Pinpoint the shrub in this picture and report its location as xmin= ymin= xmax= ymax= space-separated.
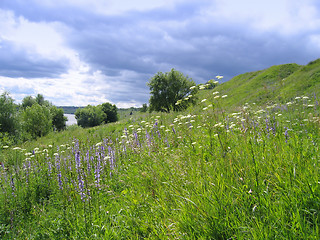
xmin=75 ymin=105 xmax=106 ymax=128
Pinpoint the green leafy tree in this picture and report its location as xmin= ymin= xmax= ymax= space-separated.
xmin=21 ymin=96 xmax=37 ymax=109
xmin=101 ymin=102 xmax=118 ymax=123
xmin=50 ymin=106 xmax=67 ymax=131
xmin=75 ymin=105 xmax=106 ymax=128
xmin=147 ymin=69 xmax=197 ymax=112
xmin=0 ymin=92 xmax=17 ymax=135
xmin=22 ymin=104 xmax=52 ymax=139
xmin=22 ymin=94 xmax=51 ymax=109
xmin=140 ymin=103 xmax=148 ymax=112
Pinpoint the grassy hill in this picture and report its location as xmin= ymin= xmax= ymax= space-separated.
xmin=208 ymin=58 xmax=320 ymax=108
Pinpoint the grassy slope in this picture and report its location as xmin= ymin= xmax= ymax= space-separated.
xmin=212 ymin=59 xmax=320 ymax=108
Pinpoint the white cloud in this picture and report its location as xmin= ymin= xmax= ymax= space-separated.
xmin=208 ymin=0 xmax=320 ymax=35
xmin=0 ymin=9 xmax=73 ymax=60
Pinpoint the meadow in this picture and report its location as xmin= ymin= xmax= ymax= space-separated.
xmin=0 ymin=87 xmax=319 ymax=239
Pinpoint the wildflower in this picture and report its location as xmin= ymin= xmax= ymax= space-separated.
xmin=222 ymin=95 xmax=228 ymax=98
xmin=190 ymin=86 xmax=196 ymax=90
xmin=302 ymin=96 xmax=309 ymax=99
xmin=199 ymin=85 xmax=206 ymax=90
xmin=214 ymin=95 xmax=220 ymax=99
xmin=3 ymin=146 xmax=9 ymax=149
xmin=212 ymin=91 xmax=219 ymax=95
xmin=252 ymin=205 xmax=257 ymax=212
xmin=95 ymin=142 xmax=103 ymax=147
xmin=216 ymin=75 xmax=223 ymax=79
xmin=192 ymin=142 xmax=197 ymax=145
xmin=13 ymin=147 xmax=21 ymax=150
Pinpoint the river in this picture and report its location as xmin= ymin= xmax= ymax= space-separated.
xmin=64 ymin=114 xmax=77 ymax=126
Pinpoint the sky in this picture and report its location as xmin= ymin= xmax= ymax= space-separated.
xmin=0 ymin=0 xmax=320 ymax=108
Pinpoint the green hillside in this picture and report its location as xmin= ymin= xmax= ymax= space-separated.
xmin=212 ymin=59 xmax=320 ymax=108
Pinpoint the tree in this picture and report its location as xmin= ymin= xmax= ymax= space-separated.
xmin=50 ymin=106 xmax=67 ymax=131
xmin=22 ymin=96 xmax=37 ymax=109
xmin=101 ymin=102 xmax=118 ymax=123
xmin=22 ymin=104 xmax=52 ymax=139
xmin=0 ymin=92 xmax=17 ymax=135
xmin=140 ymin=103 xmax=148 ymax=112
xmin=75 ymin=105 xmax=106 ymax=128
xmin=147 ymin=69 xmax=197 ymax=112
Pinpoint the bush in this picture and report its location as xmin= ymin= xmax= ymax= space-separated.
xmin=21 ymin=104 xmax=52 ymax=139
xmin=101 ymin=102 xmax=118 ymax=123
xmin=50 ymin=106 xmax=67 ymax=131
xmin=0 ymin=92 xmax=18 ymax=135
xmin=75 ymin=105 xmax=106 ymax=128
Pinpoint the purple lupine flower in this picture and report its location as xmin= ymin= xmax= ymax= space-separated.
xmin=284 ymin=127 xmax=289 ymax=144
xmin=108 ymin=146 xmax=115 ymax=173
xmin=78 ymin=173 xmax=86 ymax=201
xmin=172 ymin=126 xmax=176 ymax=134
xmin=75 ymin=151 xmax=81 ymax=170
xmin=165 ymin=137 xmax=170 ymax=148
xmin=134 ymin=131 xmax=140 ymax=147
xmin=265 ymin=117 xmax=269 ymax=133
xmin=122 ymin=139 xmax=127 ymax=154
xmin=55 ymin=156 xmax=63 ymax=191
xmin=146 ymin=130 xmax=152 ymax=147
xmin=95 ymin=155 xmax=101 ymax=191
xmin=74 ymin=150 xmax=87 ymax=201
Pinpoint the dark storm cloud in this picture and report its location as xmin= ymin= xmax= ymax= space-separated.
xmin=1 ymin=0 xmax=320 ymax=106
xmin=60 ymin=1 xmax=319 ymax=87
xmin=0 ymin=40 xmax=69 ymax=78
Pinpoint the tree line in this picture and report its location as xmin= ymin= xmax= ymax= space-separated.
xmin=0 ymin=92 xmax=67 ymax=145
xmin=0 ymin=92 xmax=118 ymax=145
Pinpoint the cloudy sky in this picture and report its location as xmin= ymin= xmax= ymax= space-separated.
xmin=1 ymin=0 xmax=320 ymax=107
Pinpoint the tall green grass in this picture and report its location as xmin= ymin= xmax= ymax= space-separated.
xmin=0 ymin=92 xmax=319 ymax=239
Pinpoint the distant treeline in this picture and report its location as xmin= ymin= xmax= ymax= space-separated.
xmin=58 ymin=106 xmax=84 ymax=114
